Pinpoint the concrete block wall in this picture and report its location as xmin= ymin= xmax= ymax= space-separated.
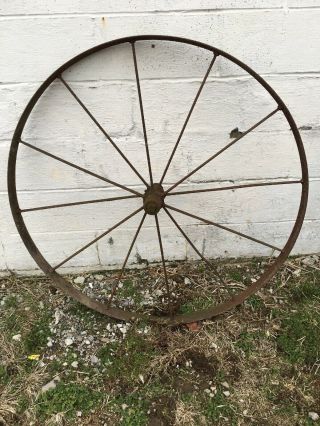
xmin=1 ymin=1 xmax=319 ymax=273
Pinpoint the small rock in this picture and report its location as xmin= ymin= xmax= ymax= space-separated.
xmin=74 ymin=276 xmax=85 ymax=285
xmin=222 ymin=381 xmax=229 ymax=389
xmin=139 ymin=374 xmax=144 ymax=384
xmin=121 ymin=403 xmax=128 ymax=410
xmin=95 ymin=274 xmax=104 ymax=281
xmin=223 ymin=391 xmax=230 ymax=397
xmin=54 ymin=309 xmax=63 ymax=325
xmin=41 ymin=380 xmax=56 ymax=393
xmin=64 ymin=337 xmax=74 ymax=346
xmin=302 ymin=256 xmax=319 ymax=266
xmin=12 ymin=334 xmax=21 ymax=342
xmin=309 ymin=412 xmax=319 ymax=421
xmin=90 ymin=355 xmax=99 ymax=365
xmin=71 ymin=361 xmax=78 ymax=368
xmin=76 ymin=411 xmax=82 ymax=417
xmin=184 ymin=277 xmax=191 ymax=285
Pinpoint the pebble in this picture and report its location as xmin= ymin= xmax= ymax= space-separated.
xmin=76 ymin=411 xmax=82 ymax=417
xmin=292 ymin=269 xmax=301 ymax=277
xmin=222 ymin=381 xmax=229 ymax=389
xmin=184 ymin=277 xmax=191 ymax=285
xmin=139 ymin=374 xmax=145 ymax=384
xmin=12 ymin=334 xmax=21 ymax=341
xmin=308 ymin=412 xmax=319 ymax=421
xmin=71 ymin=361 xmax=79 ymax=368
xmin=90 ymin=355 xmax=99 ymax=365
xmin=94 ymin=275 xmax=104 ymax=281
xmin=121 ymin=404 xmax=128 ymax=410
xmin=41 ymin=379 xmax=56 ymax=393
xmin=223 ymin=391 xmax=230 ymax=397
xmin=74 ymin=276 xmax=85 ymax=285
xmin=65 ymin=337 xmax=74 ymax=346
xmin=302 ymin=255 xmax=319 ymax=266
xmin=54 ymin=309 xmax=63 ymax=325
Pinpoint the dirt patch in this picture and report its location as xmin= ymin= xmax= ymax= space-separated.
xmin=148 ymin=396 xmax=176 ymax=426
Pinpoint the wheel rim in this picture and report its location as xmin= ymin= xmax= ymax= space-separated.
xmin=7 ymin=35 xmax=309 ymax=325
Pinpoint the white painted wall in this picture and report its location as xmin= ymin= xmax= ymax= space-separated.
xmin=1 ymin=1 xmax=319 ymax=273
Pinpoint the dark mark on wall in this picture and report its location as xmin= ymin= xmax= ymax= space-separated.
xmin=230 ymin=127 xmax=243 ymax=139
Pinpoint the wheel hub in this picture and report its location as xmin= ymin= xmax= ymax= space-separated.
xmin=143 ymin=183 xmax=165 ymax=215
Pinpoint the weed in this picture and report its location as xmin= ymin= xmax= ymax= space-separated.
xmin=111 ymin=393 xmax=148 ymax=426
xmin=24 ymin=312 xmax=52 ymax=353
xmin=202 ymin=389 xmax=235 ymax=423
xmin=37 ymin=382 xmax=101 ymax=419
xmin=117 ymin=279 xmax=143 ymax=305
xmin=235 ymin=331 xmax=259 ymax=355
xmin=228 ymin=269 xmax=243 ymax=282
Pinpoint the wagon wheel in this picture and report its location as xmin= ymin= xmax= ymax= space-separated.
xmin=8 ymin=35 xmax=308 ymax=325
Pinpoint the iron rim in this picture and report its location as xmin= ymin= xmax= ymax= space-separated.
xmin=7 ymin=35 xmax=309 ymax=325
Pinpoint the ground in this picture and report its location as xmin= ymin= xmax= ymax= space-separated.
xmin=0 ymin=255 xmax=320 ymax=425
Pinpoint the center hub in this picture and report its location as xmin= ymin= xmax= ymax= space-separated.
xmin=143 ymin=183 xmax=165 ymax=215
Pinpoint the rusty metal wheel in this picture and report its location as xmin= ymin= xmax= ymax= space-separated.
xmin=8 ymin=35 xmax=308 ymax=325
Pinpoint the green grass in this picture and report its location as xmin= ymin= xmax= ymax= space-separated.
xmin=116 ymin=279 xmax=143 ymax=305
xmin=246 ymin=295 xmax=265 ymax=310
xmin=97 ymin=341 xmax=119 ymax=365
xmin=111 ymin=394 xmax=148 ymax=426
xmin=291 ymin=276 xmax=320 ymax=303
xmin=37 ymin=382 xmax=102 ymax=419
xmin=3 ymin=294 xmax=18 ymax=308
xmin=277 ymin=307 xmax=320 ymax=365
xmin=98 ymin=334 xmax=155 ymax=382
xmin=23 ymin=312 xmax=52 ymax=353
xmin=179 ymin=296 xmax=214 ymax=314
xmin=1 ymin=258 xmax=319 ymax=425
xmin=235 ymin=330 xmax=261 ymax=356
xmin=228 ymin=269 xmax=244 ymax=282
xmin=202 ymin=390 xmax=235 ymax=423
xmin=0 ymin=364 xmax=10 ymax=385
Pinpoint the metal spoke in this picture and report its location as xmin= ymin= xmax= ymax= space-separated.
xmin=167 ymin=179 xmax=302 ymax=197
xmin=165 ymin=203 xmax=282 ymax=252
xmin=131 ymin=41 xmax=153 ymax=185
xmin=21 ymin=194 xmax=140 ymax=213
xmin=20 ymin=140 xmax=142 ymax=197
xmin=165 ymin=108 xmax=279 ymax=194
xmin=59 ymin=76 xmax=148 ymax=187
xmin=155 ymin=214 xmax=173 ymax=315
xmin=160 ymin=53 xmax=218 ymax=184
xmin=53 ymin=206 xmax=143 ymax=270
xmin=107 ymin=212 xmax=147 ymax=306
xmin=164 ymin=207 xmax=224 ymax=284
